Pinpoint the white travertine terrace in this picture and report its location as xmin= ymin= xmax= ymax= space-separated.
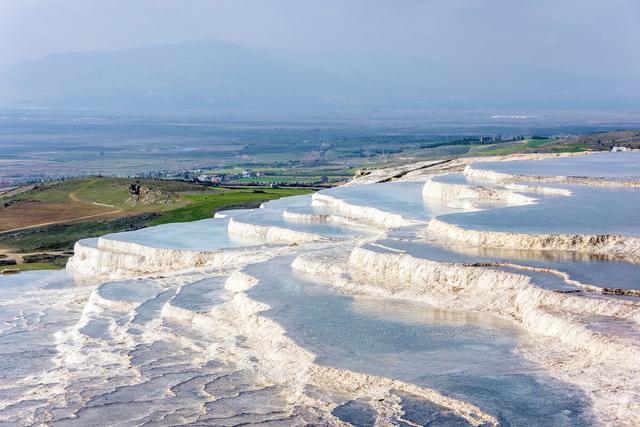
xmin=4 ymin=151 xmax=636 ymax=426
xmin=311 ymin=193 xmax=422 ymax=228
xmin=422 ymin=176 xmax=537 ymax=207
xmin=427 ymin=217 xmax=640 ymax=258
xmin=464 ymin=162 xmax=640 ymax=188
xmin=282 ymin=208 xmax=370 ymax=228
xmin=67 ymin=236 xmax=268 ymax=278
xmin=227 ymin=217 xmax=327 ymax=244
xmin=216 ymin=270 xmax=500 ymax=426
xmin=292 ymin=247 xmax=640 ymax=426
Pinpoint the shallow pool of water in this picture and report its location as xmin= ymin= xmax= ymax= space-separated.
xmin=245 ymin=256 xmax=592 ymax=426
xmin=237 ymin=208 xmax=370 ymax=239
xmin=374 ymin=237 xmax=640 ymax=293
xmin=472 ymin=152 xmax=640 ymax=179
xmin=102 ymin=218 xmax=262 ymax=250
xmin=322 ymin=181 xmax=453 ymax=221
xmin=98 ymin=279 xmax=163 ymax=303
xmin=170 ymin=276 xmax=228 ymax=312
xmin=440 ymin=184 xmax=640 ymax=236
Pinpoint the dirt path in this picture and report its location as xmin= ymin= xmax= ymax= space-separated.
xmin=68 ymin=188 xmax=117 ymax=208
xmin=0 ymin=187 xmax=123 ymax=233
xmin=67 ymin=191 xmax=81 ymax=202
xmin=0 ymin=209 xmax=123 ymax=234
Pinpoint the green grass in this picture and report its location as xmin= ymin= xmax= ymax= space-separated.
xmin=0 ymin=255 xmax=69 ymax=273
xmin=7 ymin=177 xmax=205 ymax=211
xmin=1 ymin=262 xmax=61 ymax=272
xmin=66 ymin=177 xmax=202 ymax=210
xmin=233 ymin=176 xmax=321 ymax=184
xmin=149 ymin=187 xmax=314 ymax=225
xmin=468 ymin=139 xmax=552 ymax=156
xmin=0 ymin=186 xmax=314 ymax=262
xmin=1 ymin=213 xmax=160 ymax=253
xmin=548 ymin=143 xmax=591 ymax=153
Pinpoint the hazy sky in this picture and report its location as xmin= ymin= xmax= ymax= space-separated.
xmin=2 ymin=0 xmax=639 ymax=78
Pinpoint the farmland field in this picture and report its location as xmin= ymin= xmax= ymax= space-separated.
xmin=3 ymin=108 xmax=638 ymax=187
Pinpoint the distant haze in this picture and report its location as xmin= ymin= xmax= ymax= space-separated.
xmin=1 ymin=0 xmax=639 ymax=110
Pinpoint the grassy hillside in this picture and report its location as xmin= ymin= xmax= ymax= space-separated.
xmin=7 ymin=177 xmax=200 ymax=209
xmin=150 ymin=188 xmax=311 ymax=225
xmin=466 ymin=138 xmax=554 ymax=156
xmin=0 ymin=178 xmax=313 ymax=272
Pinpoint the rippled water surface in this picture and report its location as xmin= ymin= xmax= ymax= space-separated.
xmin=246 ymin=257 xmax=592 ymax=426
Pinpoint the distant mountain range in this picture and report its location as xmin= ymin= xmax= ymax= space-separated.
xmin=1 ymin=40 xmax=639 ymax=110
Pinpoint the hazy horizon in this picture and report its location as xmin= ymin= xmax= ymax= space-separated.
xmin=1 ymin=1 xmax=639 ymax=110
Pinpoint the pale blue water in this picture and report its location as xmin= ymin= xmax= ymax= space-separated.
xmin=431 ymin=172 xmax=491 ymax=186
xmin=0 ymin=269 xmax=77 ymax=293
xmin=170 ymin=277 xmax=227 ymax=312
xmin=432 ymin=172 xmax=470 ymax=185
xmin=441 ymin=185 xmax=640 ymax=236
xmin=102 ymin=218 xmax=261 ymax=250
xmin=246 ymin=256 xmax=592 ymax=426
xmin=322 ymin=181 xmax=450 ymax=221
xmin=472 ymin=152 xmax=640 ymax=179
xmin=373 ymin=237 xmax=640 ymax=292
xmin=261 ymin=194 xmax=313 ymax=210
xmin=98 ymin=279 xmax=163 ymax=303
xmin=282 ymin=205 xmax=336 ymax=216
xmin=237 ymin=209 xmax=370 ymax=238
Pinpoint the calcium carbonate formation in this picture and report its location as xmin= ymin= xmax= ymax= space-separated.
xmin=1 ymin=151 xmax=639 ymax=426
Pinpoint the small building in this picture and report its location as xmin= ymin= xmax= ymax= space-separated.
xmin=611 ymin=146 xmax=630 ymax=152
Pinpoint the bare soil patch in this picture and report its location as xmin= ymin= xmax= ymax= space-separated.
xmin=0 ymin=200 xmax=122 ymax=232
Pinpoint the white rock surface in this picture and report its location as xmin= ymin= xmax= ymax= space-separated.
xmin=53 ymin=151 xmax=640 ymax=425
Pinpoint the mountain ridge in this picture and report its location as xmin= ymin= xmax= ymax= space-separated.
xmin=2 ymin=40 xmax=639 ymax=110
